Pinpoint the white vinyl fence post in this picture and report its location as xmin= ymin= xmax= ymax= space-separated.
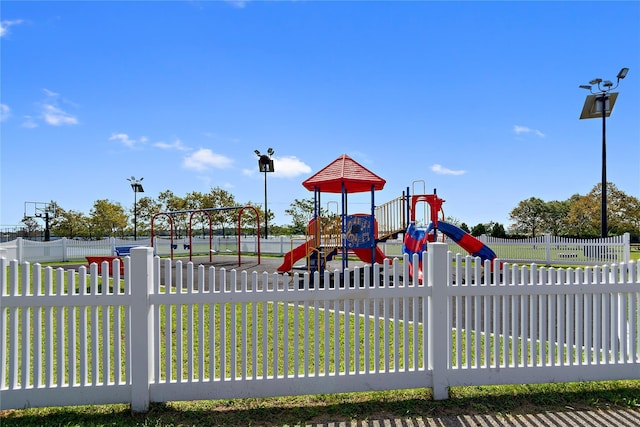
xmin=623 ymin=233 xmax=630 ymax=264
xmin=16 ymin=238 xmax=23 ymax=263
xmin=545 ymin=233 xmax=552 ymax=266
xmin=130 ymin=247 xmax=154 ymax=413
xmin=62 ymin=237 xmax=68 ymax=262
xmin=427 ymin=242 xmax=450 ymax=400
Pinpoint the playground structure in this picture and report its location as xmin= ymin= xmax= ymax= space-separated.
xmin=277 ymin=154 xmax=497 ymax=279
xmin=150 ymin=206 xmax=261 ymax=265
xmin=401 ymin=184 xmax=497 ymax=282
xmin=277 ymin=154 xmax=387 ymax=274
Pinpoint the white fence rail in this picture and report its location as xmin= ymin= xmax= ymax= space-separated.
xmin=0 ymin=233 xmax=632 ymax=266
xmin=2 ymin=244 xmax=639 ymax=411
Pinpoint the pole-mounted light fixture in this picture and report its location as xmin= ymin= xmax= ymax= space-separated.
xmin=254 ymin=148 xmax=275 ymax=239
xmin=127 ymin=176 xmax=144 ymax=240
xmin=617 ymin=67 xmax=629 ymax=80
xmin=579 ymin=67 xmax=629 ymax=238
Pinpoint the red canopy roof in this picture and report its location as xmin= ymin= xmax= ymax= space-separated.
xmin=302 ymin=154 xmax=386 ymax=193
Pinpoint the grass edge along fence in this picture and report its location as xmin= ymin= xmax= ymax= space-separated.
xmin=1 ymin=244 xmax=639 ymax=413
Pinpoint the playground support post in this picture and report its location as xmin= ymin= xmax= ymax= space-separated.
xmin=238 ymin=206 xmax=261 ymax=266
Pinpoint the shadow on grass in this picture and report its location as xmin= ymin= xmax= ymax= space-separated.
xmin=2 ymin=382 xmax=639 ymax=426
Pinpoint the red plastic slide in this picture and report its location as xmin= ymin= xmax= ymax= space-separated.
xmin=277 ymin=239 xmax=316 ymax=272
xmin=352 ymin=247 xmax=386 ymax=265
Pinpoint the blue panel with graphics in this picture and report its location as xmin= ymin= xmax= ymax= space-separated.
xmin=345 ymin=215 xmax=375 ymax=249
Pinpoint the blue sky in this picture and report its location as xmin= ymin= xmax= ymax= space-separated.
xmin=1 ymin=1 xmax=639 ymax=231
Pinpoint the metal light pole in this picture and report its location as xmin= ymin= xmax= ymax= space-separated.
xmin=254 ymin=148 xmax=275 ymax=239
xmin=127 ymin=176 xmax=144 ymax=240
xmin=579 ymin=67 xmax=629 ymax=238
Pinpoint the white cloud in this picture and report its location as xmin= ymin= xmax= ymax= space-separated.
xmin=225 ymin=0 xmax=249 ymax=8
xmin=0 ymin=19 xmax=24 ymax=38
xmin=42 ymin=104 xmax=78 ymax=126
xmin=43 ymin=88 xmax=59 ymax=97
xmin=0 ymin=104 xmax=10 ymax=122
xmin=154 ymin=139 xmax=189 ymax=151
xmin=242 ymin=156 xmax=312 ymax=178
xmin=109 ymin=133 xmax=146 ymax=148
xmin=513 ymin=125 xmax=545 ymax=138
xmin=22 ymin=115 xmax=38 ymax=128
xmin=430 ymin=164 xmax=466 ymax=176
xmin=183 ymin=148 xmax=233 ymax=171
xmin=38 ymin=89 xmax=79 ymax=126
xmin=272 ymin=156 xmax=312 ymax=178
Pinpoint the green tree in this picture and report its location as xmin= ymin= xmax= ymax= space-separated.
xmin=184 ymin=191 xmax=209 ymax=237
xmin=52 ymin=209 xmax=90 ymax=238
xmin=489 ymin=223 xmax=506 ymax=238
xmin=268 ymin=223 xmax=290 ymax=236
xmin=241 ymin=201 xmax=273 ymax=236
xmin=509 ymin=197 xmax=548 ymax=237
xmin=89 ymin=199 xmax=128 ymax=238
xmin=21 ymin=216 xmax=41 ymax=238
xmin=203 ymin=187 xmax=239 ymax=236
xmin=563 ymin=183 xmax=640 ymax=237
xmin=470 ymin=223 xmax=487 ymax=237
xmin=284 ymin=198 xmax=316 ymax=235
xmin=604 ymin=183 xmax=640 ymax=236
xmin=565 ymin=195 xmax=598 ymax=237
xmin=544 ymin=200 xmax=571 ymax=236
xmin=133 ymin=196 xmax=162 ymax=237
xmin=157 ymin=190 xmax=188 ymax=237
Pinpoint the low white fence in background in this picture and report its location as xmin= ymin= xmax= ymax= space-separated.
xmin=1 ymin=244 xmax=639 ymax=412
xmin=479 ymin=233 xmax=631 ymax=266
xmin=0 ymin=233 xmax=632 ymax=266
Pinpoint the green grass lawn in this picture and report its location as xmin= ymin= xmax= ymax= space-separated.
xmin=2 ymin=254 xmax=640 ymax=426
xmin=3 ymin=303 xmax=639 ymax=426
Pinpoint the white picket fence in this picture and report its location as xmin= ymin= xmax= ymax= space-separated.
xmin=1 ymin=244 xmax=639 ymax=412
xmin=0 ymin=233 xmax=632 ymax=266
xmin=0 ymin=236 xmax=297 ymax=263
xmin=479 ymin=233 xmax=631 ymax=266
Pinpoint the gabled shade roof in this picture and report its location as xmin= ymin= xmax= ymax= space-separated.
xmin=302 ymin=154 xmax=386 ymax=193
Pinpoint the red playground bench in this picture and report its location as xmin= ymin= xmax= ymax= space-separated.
xmin=85 ymin=256 xmax=124 ymax=275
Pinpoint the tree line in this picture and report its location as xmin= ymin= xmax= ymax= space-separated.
xmin=507 ymin=183 xmax=639 ymax=239
xmin=22 ymin=188 xmax=274 ymax=240
xmin=19 ymin=182 xmax=639 ymax=240
xmin=448 ymin=183 xmax=638 ymax=240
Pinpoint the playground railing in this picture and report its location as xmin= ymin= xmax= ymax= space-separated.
xmin=375 ymin=195 xmax=407 ymax=240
